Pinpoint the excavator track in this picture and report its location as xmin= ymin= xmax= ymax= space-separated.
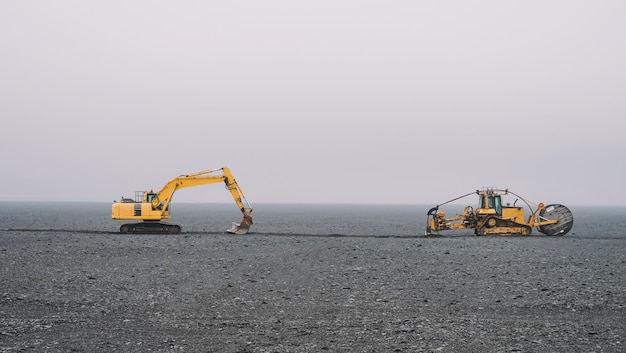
xmin=476 ymin=216 xmax=532 ymax=236
xmin=120 ymin=222 xmax=181 ymax=234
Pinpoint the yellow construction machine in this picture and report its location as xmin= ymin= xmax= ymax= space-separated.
xmin=425 ymin=188 xmax=573 ymax=236
xmin=112 ymin=167 xmax=252 ymax=234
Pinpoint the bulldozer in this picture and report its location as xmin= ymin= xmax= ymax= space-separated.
xmin=111 ymin=167 xmax=252 ymax=234
xmin=425 ymin=188 xmax=573 ymax=236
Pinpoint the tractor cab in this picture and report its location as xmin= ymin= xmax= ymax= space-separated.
xmin=477 ymin=190 xmax=502 ymax=216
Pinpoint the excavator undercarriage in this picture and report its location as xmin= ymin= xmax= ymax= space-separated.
xmin=119 ymin=221 xmax=182 ymax=234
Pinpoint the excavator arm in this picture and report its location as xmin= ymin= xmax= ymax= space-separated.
xmin=221 ymin=167 xmax=253 ymax=233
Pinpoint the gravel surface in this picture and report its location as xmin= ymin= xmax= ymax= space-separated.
xmin=1 ymin=231 xmax=624 ymax=352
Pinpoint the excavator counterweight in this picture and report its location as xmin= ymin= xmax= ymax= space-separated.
xmin=112 ymin=167 xmax=253 ymax=234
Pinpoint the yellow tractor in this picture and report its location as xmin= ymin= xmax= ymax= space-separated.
xmin=425 ymin=188 xmax=573 ymax=236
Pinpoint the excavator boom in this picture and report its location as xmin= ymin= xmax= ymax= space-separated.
xmin=112 ymin=167 xmax=252 ymax=234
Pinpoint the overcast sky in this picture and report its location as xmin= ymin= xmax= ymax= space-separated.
xmin=1 ymin=1 xmax=624 ymax=206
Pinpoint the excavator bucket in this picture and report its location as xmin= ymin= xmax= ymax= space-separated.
xmin=226 ymin=211 xmax=253 ymax=235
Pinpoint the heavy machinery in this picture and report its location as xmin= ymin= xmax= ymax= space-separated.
xmin=425 ymin=188 xmax=573 ymax=236
xmin=111 ymin=167 xmax=252 ymax=234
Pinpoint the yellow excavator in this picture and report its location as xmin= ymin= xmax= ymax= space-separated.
xmin=425 ymin=188 xmax=573 ymax=236
xmin=111 ymin=167 xmax=252 ymax=234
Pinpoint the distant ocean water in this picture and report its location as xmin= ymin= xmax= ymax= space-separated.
xmin=0 ymin=202 xmax=624 ymax=239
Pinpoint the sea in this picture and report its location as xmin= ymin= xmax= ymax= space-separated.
xmin=0 ymin=202 xmax=624 ymax=239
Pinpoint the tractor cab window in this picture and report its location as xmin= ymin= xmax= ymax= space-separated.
xmin=493 ymin=195 xmax=502 ymax=215
xmin=481 ymin=195 xmax=503 ymax=215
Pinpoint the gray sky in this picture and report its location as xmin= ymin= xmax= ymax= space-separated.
xmin=1 ymin=1 xmax=625 ymax=206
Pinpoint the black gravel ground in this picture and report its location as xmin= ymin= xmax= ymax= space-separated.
xmin=1 ymin=231 xmax=624 ymax=352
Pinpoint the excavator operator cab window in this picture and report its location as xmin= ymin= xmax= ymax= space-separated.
xmin=147 ymin=193 xmax=156 ymax=203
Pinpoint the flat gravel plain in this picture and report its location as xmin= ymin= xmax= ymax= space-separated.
xmin=1 ymin=230 xmax=624 ymax=353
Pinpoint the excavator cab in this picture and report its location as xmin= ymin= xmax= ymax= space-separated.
xmin=146 ymin=191 xmax=157 ymax=203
